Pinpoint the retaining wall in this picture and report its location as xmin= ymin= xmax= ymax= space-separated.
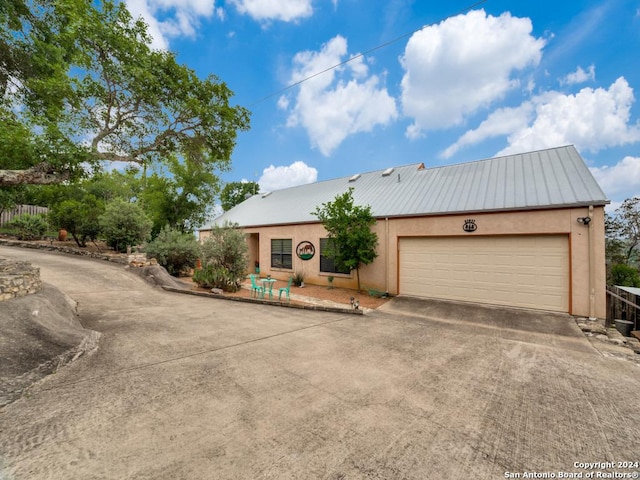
xmin=0 ymin=258 xmax=42 ymax=302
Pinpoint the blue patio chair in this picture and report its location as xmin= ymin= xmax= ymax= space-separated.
xmin=249 ymin=274 xmax=264 ymax=298
xmin=278 ymin=276 xmax=293 ymax=302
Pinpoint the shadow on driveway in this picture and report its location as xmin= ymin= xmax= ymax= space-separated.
xmin=378 ymin=296 xmax=592 ymax=350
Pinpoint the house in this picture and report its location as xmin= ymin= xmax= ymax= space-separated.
xmin=200 ymin=145 xmax=609 ymax=318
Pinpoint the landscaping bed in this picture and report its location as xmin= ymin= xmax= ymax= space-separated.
xmin=186 ymin=276 xmax=391 ymax=310
xmin=0 ymin=235 xmax=390 ymax=310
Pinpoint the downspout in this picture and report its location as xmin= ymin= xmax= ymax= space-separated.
xmin=588 ymin=205 xmax=596 ymax=320
xmin=385 ymin=217 xmax=389 ymax=294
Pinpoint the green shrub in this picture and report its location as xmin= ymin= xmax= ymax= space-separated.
xmin=610 ymin=263 xmax=640 ymax=287
xmin=7 ymin=213 xmax=48 ymax=240
xmin=146 ymin=226 xmax=200 ymax=276
xmin=199 ymin=221 xmax=248 ymax=292
xmin=99 ymin=199 xmax=152 ymax=253
xmin=192 ymin=264 xmax=239 ymax=291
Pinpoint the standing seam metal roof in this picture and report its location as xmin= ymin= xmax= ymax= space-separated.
xmin=210 ymin=146 xmax=609 ymax=228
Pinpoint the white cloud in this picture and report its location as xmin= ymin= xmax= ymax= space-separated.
xmin=441 ymin=103 xmax=534 ymax=159
xmin=400 ymin=9 xmax=545 ymax=136
xmin=258 ymin=161 xmax=318 ymax=191
xmin=228 ymin=0 xmax=312 ymax=22
xmin=281 ymin=35 xmax=398 ymax=156
xmin=498 ymin=77 xmax=640 ymax=156
xmin=590 ymin=156 xmax=640 ymax=200
xmin=560 ymin=65 xmax=595 ymax=85
xmin=126 ymin=0 xmax=167 ymax=49
xmin=125 ymin=0 xmax=216 ymax=49
xmin=444 ymin=78 xmax=640 ymax=158
xmin=277 ymin=95 xmax=289 ymax=110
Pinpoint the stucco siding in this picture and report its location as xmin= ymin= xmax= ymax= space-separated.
xmin=385 ymin=207 xmax=605 ymax=317
xmin=202 ymin=204 xmax=606 ymax=318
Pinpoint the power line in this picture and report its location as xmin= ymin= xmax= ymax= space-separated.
xmin=249 ymin=0 xmax=489 ymax=107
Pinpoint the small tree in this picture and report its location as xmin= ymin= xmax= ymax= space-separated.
xmin=145 ymin=226 xmax=200 ymax=276
xmin=49 ymin=195 xmax=104 ymax=247
xmin=139 ymin=157 xmax=221 ymax=236
xmin=312 ymin=188 xmax=378 ymax=290
xmin=99 ymin=199 xmax=152 ymax=253
xmin=197 ymin=221 xmax=248 ymax=291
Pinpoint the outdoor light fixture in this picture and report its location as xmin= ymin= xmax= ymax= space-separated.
xmin=577 ymin=216 xmax=592 ymax=225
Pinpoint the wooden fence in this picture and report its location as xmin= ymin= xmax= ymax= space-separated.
xmin=606 ymin=286 xmax=639 ymax=335
xmin=0 ymin=205 xmax=49 ymax=226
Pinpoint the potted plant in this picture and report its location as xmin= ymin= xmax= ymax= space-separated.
xmin=293 ymin=272 xmax=304 ymax=287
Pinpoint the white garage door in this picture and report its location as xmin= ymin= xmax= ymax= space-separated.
xmin=398 ymin=235 xmax=569 ymax=312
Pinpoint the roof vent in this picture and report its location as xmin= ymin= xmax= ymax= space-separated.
xmin=261 ymin=191 xmax=272 ymax=198
xmin=348 ymin=174 xmax=361 ymax=182
xmin=382 ymin=168 xmax=394 ymax=177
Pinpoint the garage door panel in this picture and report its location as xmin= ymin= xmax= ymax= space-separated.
xmin=540 ymin=277 xmax=564 ymax=288
xmin=399 ymin=235 xmax=569 ymax=312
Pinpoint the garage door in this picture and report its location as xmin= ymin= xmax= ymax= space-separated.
xmin=398 ymin=235 xmax=569 ymax=312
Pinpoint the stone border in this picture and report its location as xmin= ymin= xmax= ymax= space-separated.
xmin=161 ymin=285 xmax=364 ymax=315
xmin=0 ymin=238 xmax=129 ymax=264
xmin=0 ymin=238 xmax=364 ymax=314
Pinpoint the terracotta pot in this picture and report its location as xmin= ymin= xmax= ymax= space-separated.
xmin=58 ymin=229 xmax=67 ymax=242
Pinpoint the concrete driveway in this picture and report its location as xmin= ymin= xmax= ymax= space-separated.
xmin=1 ymin=246 xmax=639 ymax=480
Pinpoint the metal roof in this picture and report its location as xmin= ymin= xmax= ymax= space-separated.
xmin=615 ymin=286 xmax=640 ymax=296
xmin=209 ymin=146 xmax=609 ymax=228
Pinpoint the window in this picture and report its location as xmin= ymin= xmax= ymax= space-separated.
xmin=320 ymin=238 xmax=350 ymax=274
xmin=271 ymin=239 xmax=292 ymax=269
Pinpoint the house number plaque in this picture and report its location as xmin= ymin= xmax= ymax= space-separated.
xmin=463 ymin=219 xmax=477 ymax=232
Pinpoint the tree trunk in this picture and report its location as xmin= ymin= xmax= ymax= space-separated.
xmin=0 ymin=164 xmax=69 ymax=186
xmin=625 ymin=241 xmax=638 ymax=265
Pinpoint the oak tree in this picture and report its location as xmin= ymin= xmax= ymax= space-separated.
xmin=606 ymin=197 xmax=640 ymax=266
xmin=220 ymin=181 xmax=259 ymax=211
xmin=0 ymin=0 xmax=250 ymax=186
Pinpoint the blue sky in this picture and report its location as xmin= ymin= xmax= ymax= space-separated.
xmin=124 ymin=0 xmax=640 ymax=211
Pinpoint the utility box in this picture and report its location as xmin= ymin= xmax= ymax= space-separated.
xmin=615 ymin=319 xmax=634 ymax=337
